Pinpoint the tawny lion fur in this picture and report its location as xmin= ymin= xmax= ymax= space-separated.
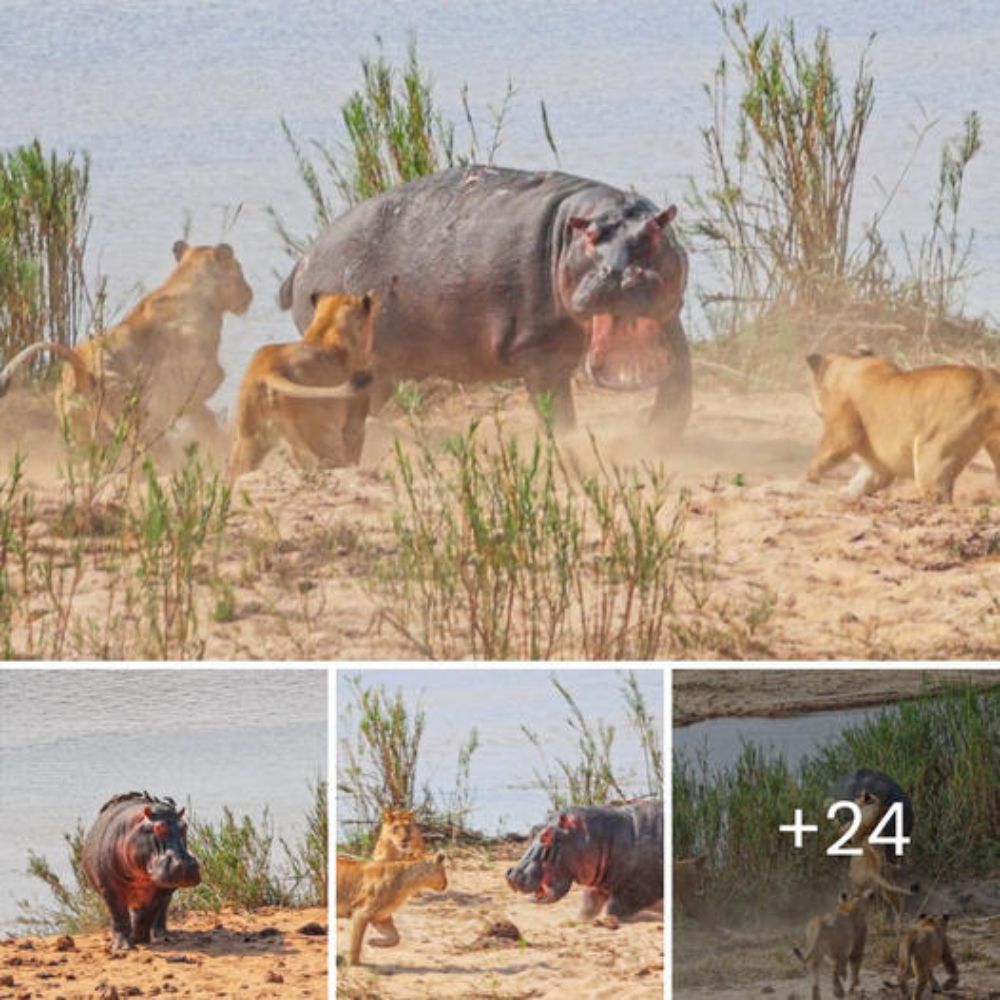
xmin=227 ymin=292 xmax=374 ymax=479
xmin=845 ymin=790 xmax=918 ymax=921
xmin=336 ymin=852 xmax=447 ymax=965
xmin=793 ymin=890 xmax=874 ymax=1000
xmin=805 ymin=349 xmax=1000 ymax=503
xmin=896 ymin=913 xmax=958 ymax=1000
xmin=0 ymin=241 xmax=252 ymax=452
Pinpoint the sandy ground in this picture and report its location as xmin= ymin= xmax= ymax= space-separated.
xmin=1 ymin=375 xmax=998 ymax=659
xmin=673 ymin=668 xmax=1000 ymax=725
xmin=0 ymin=906 xmax=328 ymax=999
xmin=674 ymin=904 xmax=1000 ymax=999
xmin=335 ymin=848 xmax=663 ymax=999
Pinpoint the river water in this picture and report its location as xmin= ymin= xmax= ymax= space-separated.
xmin=4 ymin=1 xmax=1000 ymax=413
xmin=0 ymin=669 xmax=327 ymax=929
xmin=336 ymin=668 xmax=663 ymax=840
xmin=673 ymin=704 xmax=879 ymax=776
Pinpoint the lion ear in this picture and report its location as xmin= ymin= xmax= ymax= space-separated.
xmin=172 ymin=240 xmax=189 ymax=262
xmin=310 ymin=291 xmax=321 ymax=309
xmin=805 ymin=353 xmax=824 ymax=374
xmin=362 ymin=290 xmax=375 ymax=313
xmin=214 ymin=243 xmax=234 ymax=261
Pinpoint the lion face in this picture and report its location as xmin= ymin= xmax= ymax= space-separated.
xmin=304 ymin=292 xmax=376 ymax=371
xmin=377 ymin=808 xmax=423 ymax=857
xmin=172 ymin=240 xmax=254 ymax=316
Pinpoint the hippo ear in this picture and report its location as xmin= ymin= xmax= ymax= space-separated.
xmin=538 ymin=826 xmax=556 ymax=847
xmin=654 ymin=205 xmax=678 ymax=228
xmin=567 ymin=216 xmax=591 ymax=233
xmin=143 ymin=805 xmax=154 ymax=820
xmin=176 ymin=807 xmax=185 ymax=820
xmin=172 ymin=240 xmax=189 ymax=262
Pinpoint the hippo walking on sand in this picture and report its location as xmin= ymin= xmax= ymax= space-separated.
xmin=506 ymin=798 xmax=663 ymax=921
xmin=82 ymin=792 xmax=201 ymax=951
xmin=280 ymin=166 xmax=691 ymax=457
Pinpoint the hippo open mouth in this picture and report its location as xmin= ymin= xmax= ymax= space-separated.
xmin=584 ymin=314 xmax=672 ymax=391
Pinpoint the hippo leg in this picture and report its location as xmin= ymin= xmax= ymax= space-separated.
xmin=521 ymin=364 xmax=576 ymax=431
xmin=342 ymin=395 xmax=371 ymax=465
xmin=131 ymin=905 xmax=155 ymax=945
xmin=649 ymin=316 xmax=692 ymax=442
xmin=103 ymin=893 xmax=135 ymax=951
xmin=578 ymin=887 xmax=610 ymax=920
xmin=367 ymin=917 xmax=400 ymax=948
xmin=150 ymin=891 xmax=173 ymax=943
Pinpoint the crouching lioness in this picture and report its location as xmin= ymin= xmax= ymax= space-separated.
xmin=0 ymin=241 xmax=253 ymax=453
xmin=805 ymin=349 xmax=1000 ymax=502
xmin=227 ymin=291 xmax=375 ymax=479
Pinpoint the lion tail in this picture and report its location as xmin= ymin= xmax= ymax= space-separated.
xmin=277 ymin=260 xmax=300 ymax=311
xmin=259 ymin=369 xmax=373 ymax=400
xmin=0 ymin=341 xmax=88 ymax=397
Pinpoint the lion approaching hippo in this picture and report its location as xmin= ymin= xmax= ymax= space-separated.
xmin=0 ymin=240 xmax=252 ymax=457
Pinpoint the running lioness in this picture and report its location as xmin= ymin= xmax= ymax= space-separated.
xmin=805 ymin=349 xmax=1000 ymax=502
xmin=0 ymin=240 xmax=253 ymax=454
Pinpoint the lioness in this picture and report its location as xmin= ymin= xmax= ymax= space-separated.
xmin=0 ymin=241 xmax=252 ymax=456
xmin=227 ymin=291 xmax=374 ymax=479
xmin=372 ymin=808 xmax=426 ymax=861
xmin=793 ymin=889 xmax=874 ymax=1000
xmin=805 ymin=349 xmax=1000 ymax=502
xmin=897 ymin=913 xmax=959 ymax=1000
xmin=673 ymin=855 xmax=709 ymax=922
xmin=846 ymin=791 xmax=919 ymax=921
xmin=337 ymin=852 xmax=447 ymax=966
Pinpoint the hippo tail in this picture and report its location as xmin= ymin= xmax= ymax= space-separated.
xmin=278 ymin=260 xmax=300 ymax=311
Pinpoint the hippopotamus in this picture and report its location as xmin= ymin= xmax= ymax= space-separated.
xmin=82 ymin=792 xmax=201 ymax=951
xmin=505 ymin=798 xmax=663 ymax=921
xmin=279 ymin=165 xmax=691 ymax=454
xmin=830 ymin=769 xmax=914 ymax=861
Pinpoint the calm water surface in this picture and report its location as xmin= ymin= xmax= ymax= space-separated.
xmin=0 ymin=669 xmax=327 ymax=929
xmin=4 ymin=2 xmax=1000 ymax=413
xmin=673 ymin=704 xmax=880 ymax=775
xmin=336 ymin=669 xmax=663 ymax=840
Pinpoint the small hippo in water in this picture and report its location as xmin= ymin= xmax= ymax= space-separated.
xmin=82 ymin=792 xmax=201 ymax=951
xmin=506 ymin=799 xmax=663 ymax=921
xmin=830 ymin=769 xmax=914 ymax=862
xmin=280 ymin=166 xmax=692 ymax=452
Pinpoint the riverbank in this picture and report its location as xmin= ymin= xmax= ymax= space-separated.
xmin=674 ymin=668 xmax=1000 ymax=725
xmin=0 ymin=906 xmax=327 ymax=999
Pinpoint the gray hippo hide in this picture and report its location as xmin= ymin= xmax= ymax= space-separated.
xmin=505 ymin=799 xmax=663 ymax=922
xmin=280 ymin=165 xmax=691 ymax=452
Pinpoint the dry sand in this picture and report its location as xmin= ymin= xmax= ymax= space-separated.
xmin=674 ymin=905 xmax=1000 ymax=999
xmin=1 ymin=376 xmax=998 ymax=659
xmin=0 ymin=906 xmax=328 ymax=999
xmin=335 ymin=848 xmax=663 ymax=999
xmin=673 ymin=668 xmax=1000 ymax=725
